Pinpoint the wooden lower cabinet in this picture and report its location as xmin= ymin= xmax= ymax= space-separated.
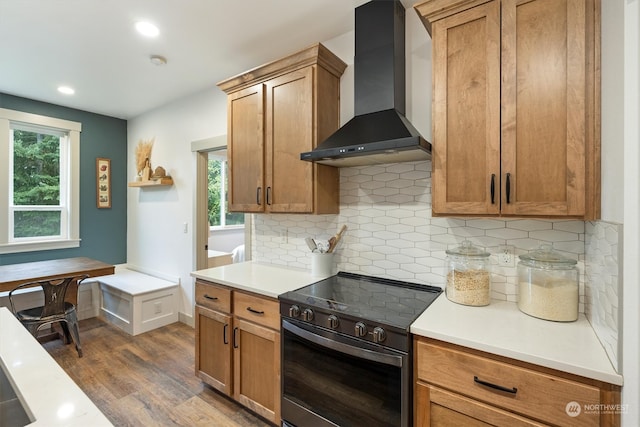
xmin=414 ymin=337 xmax=621 ymax=427
xmin=195 ymin=305 xmax=233 ymax=395
xmin=195 ymin=280 xmax=281 ymax=425
xmin=234 ymin=318 xmax=280 ymax=422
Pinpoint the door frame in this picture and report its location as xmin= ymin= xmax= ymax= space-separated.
xmin=191 ymin=135 xmax=251 ymax=271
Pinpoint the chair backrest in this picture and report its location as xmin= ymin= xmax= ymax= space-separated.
xmin=9 ymin=274 xmax=89 ymax=318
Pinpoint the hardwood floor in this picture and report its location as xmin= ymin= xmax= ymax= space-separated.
xmin=44 ymin=318 xmax=271 ymax=427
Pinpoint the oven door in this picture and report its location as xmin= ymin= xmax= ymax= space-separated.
xmin=281 ymin=318 xmax=409 ymax=427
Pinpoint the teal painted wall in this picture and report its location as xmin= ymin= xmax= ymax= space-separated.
xmin=0 ymin=93 xmax=127 ymax=265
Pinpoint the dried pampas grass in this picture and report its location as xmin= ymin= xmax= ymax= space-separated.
xmin=135 ymin=138 xmax=154 ymax=174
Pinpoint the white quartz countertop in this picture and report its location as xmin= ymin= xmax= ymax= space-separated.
xmin=191 ymin=262 xmax=622 ymax=386
xmin=0 ymin=307 xmax=112 ymax=426
xmin=411 ymin=295 xmax=623 ymax=386
xmin=190 ymin=261 xmax=328 ymax=298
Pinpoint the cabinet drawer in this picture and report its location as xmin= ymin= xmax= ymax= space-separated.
xmin=233 ymin=291 xmax=280 ymax=330
xmin=415 ymin=339 xmax=601 ymax=427
xmin=195 ymin=280 xmax=231 ymax=313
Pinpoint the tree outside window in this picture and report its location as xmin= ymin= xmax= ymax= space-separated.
xmin=208 ymin=153 xmax=243 ymax=227
xmin=12 ymin=128 xmax=64 ymax=238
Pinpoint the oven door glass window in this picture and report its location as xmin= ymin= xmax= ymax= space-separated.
xmin=282 ymin=319 xmax=406 ymax=427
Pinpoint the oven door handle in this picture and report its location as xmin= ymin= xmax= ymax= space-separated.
xmin=283 ymin=320 xmax=404 ymax=368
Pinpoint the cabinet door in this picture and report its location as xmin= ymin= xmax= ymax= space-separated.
xmin=227 ymin=83 xmax=265 ymax=212
xmin=431 ymin=1 xmax=501 ymax=216
xmin=195 ymin=305 xmax=233 ymax=396
xmin=265 ymin=67 xmax=314 ymax=213
xmin=233 ymin=318 xmax=281 ymax=424
xmin=500 ymin=0 xmax=588 ymax=216
xmin=415 ymin=382 xmax=545 ymax=427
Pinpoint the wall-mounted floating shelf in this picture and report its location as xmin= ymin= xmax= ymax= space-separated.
xmin=128 ymin=177 xmax=174 ymax=188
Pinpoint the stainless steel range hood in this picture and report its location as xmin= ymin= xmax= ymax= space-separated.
xmin=301 ymin=0 xmax=431 ymax=167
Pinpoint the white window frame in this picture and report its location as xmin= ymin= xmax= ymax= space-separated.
xmin=0 ymin=108 xmax=81 ymax=254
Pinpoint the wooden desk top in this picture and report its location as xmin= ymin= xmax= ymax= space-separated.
xmin=0 ymin=257 xmax=115 ymax=291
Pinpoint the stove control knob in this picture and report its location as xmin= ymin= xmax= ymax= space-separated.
xmin=302 ymin=308 xmax=314 ymax=322
xmin=373 ymin=327 xmax=387 ymax=343
xmin=327 ymin=315 xmax=339 ymax=329
xmin=288 ymin=305 xmax=301 ymax=318
xmin=354 ymin=322 xmax=367 ymax=337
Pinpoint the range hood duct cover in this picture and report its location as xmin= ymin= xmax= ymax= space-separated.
xmin=301 ymin=0 xmax=431 ymax=167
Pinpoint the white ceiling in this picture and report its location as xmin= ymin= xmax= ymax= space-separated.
xmin=0 ymin=0 xmax=417 ymax=120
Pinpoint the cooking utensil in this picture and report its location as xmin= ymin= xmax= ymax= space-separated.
xmin=305 ymin=237 xmax=318 ymax=252
xmin=327 ymin=225 xmax=347 ymax=253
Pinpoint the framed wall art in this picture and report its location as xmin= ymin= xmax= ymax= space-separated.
xmin=96 ymin=158 xmax=111 ymax=208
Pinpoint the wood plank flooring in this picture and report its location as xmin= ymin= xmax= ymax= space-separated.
xmin=44 ymin=318 xmax=271 ymax=427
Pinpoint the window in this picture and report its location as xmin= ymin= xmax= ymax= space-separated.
xmin=208 ymin=152 xmax=243 ymax=228
xmin=0 ymin=108 xmax=81 ymax=254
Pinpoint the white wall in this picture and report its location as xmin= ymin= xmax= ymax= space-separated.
xmin=208 ymin=228 xmax=244 ymax=254
xmin=621 ymin=0 xmax=640 ymax=424
xmin=601 ymin=0 xmax=625 ymax=223
xmin=127 ymin=89 xmax=227 ymax=318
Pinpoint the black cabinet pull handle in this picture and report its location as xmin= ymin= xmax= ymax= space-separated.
xmin=256 ymin=187 xmax=262 ymax=205
xmin=266 ymin=186 xmax=271 ymax=205
xmin=246 ymin=307 xmax=265 ymax=315
xmin=474 ymin=376 xmax=518 ymax=394
xmin=223 ymin=323 xmax=229 ymax=344
xmin=203 ymin=294 xmax=218 ymax=301
xmin=490 ymin=174 xmax=496 ymax=204
xmin=505 ymin=173 xmax=511 ymax=204
xmin=233 ymin=327 xmax=239 ymax=348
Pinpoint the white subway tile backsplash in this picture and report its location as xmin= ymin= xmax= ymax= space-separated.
xmin=251 ymin=161 xmax=621 ymax=373
xmin=553 ymin=220 xmax=585 ymax=234
xmin=507 ymin=219 xmax=553 ymax=231
xmin=529 ymin=229 xmax=580 ymax=242
xmin=467 ymin=219 xmax=507 ymax=230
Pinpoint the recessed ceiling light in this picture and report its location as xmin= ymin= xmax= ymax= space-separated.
xmin=150 ymin=55 xmax=167 ymax=66
xmin=58 ymin=86 xmax=75 ymax=95
xmin=135 ymin=21 xmax=159 ymax=37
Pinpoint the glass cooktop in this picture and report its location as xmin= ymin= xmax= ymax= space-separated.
xmin=279 ymin=272 xmax=442 ymax=329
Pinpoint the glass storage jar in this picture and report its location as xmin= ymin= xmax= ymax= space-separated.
xmin=445 ymin=241 xmax=491 ymax=306
xmin=517 ymin=245 xmax=579 ymax=322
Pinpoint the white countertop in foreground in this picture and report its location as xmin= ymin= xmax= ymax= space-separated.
xmin=411 ymin=295 xmax=623 ymax=386
xmin=190 ymin=261 xmax=328 ymax=298
xmin=0 ymin=307 xmax=112 ymax=426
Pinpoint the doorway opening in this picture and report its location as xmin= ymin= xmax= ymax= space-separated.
xmin=192 ymin=136 xmax=250 ymax=271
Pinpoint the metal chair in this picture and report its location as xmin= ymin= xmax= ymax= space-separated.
xmin=8 ymin=274 xmax=89 ymax=357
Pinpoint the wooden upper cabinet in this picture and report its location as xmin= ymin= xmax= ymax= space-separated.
xmin=218 ymin=44 xmax=346 ymax=214
xmin=227 ymin=84 xmax=265 ymax=212
xmin=430 ymin=1 xmax=501 ymax=216
xmin=265 ymin=68 xmax=314 ymax=213
xmin=416 ymin=0 xmax=601 ymax=219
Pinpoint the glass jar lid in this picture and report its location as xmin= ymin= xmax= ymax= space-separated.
xmin=518 ymin=244 xmax=577 ymax=269
xmin=446 ymin=240 xmax=490 ymax=258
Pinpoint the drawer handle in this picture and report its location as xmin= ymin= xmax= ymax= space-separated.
xmin=204 ymin=294 xmax=218 ymax=301
xmin=246 ymin=307 xmax=265 ymax=315
xmin=473 ymin=376 xmax=518 ymax=394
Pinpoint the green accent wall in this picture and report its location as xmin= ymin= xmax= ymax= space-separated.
xmin=0 ymin=93 xmax=127 ymax=265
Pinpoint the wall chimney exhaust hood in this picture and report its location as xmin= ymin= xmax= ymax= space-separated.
xmin=301 ymin=0 xmax=431 ymax=167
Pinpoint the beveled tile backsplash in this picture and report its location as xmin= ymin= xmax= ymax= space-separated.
xmin=252 ymin=161 xmax=622 ymax=372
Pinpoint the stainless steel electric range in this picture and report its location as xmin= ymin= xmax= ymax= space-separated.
xmin=279 ymin=271 xmax=442 ymax=427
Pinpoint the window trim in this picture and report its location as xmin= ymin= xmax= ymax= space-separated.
xmin=0 ymin=108 xmax=81 ymax=254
